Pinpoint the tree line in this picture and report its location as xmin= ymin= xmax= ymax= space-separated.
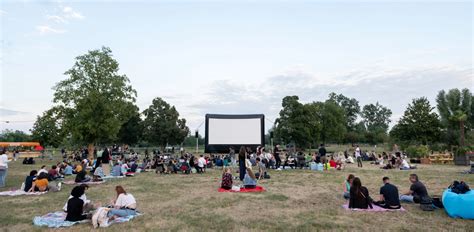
xmin=273 ymin=89 xmax=473 ymax=151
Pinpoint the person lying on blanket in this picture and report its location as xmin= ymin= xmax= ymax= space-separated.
xmin=373 ymin=177 xmax=401 ymax=209
xmin=28 ymin=172 xmax=62 ymax=192
xmin=108 ymin=185 xmax=137 ymax=219
xmin=243 ymin=168 xmax=257 ymax=189
xmin=221 ymin=167 xmax=233 ymax=190
xmin=64 ymin=184 xmax=93 ymax=212
xmin=65 ymin=186 xmax=92 ymax=222
xmin=24 ymin=170 xmax=37 ymax=192
xmin=343 ymin=174 xmax=355 ymax=200
xmin=349 ymin=177 xmax=373 ymax=209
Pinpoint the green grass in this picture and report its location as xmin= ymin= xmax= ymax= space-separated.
xmin=0 ymin=157 xmax=473 ymax=231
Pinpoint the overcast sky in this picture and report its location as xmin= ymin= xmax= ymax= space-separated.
xmin=0 ymin=0 xmax=472 ymax=134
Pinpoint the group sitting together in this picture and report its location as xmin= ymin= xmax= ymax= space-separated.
xmin=343 ymin=173 xmax=430 ymax=209
xmin=63 ymin=184 xmax=138 ymax=225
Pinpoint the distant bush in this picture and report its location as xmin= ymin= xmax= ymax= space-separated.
xmin=405 ymin=145 xmax=430 ymax=158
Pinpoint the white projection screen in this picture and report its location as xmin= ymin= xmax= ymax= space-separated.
xmin=205 ymin=114 xmax=265 ymax=153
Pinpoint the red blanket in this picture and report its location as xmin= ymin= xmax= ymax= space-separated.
xmin=218 ymin=186 xmax=266 ymax=193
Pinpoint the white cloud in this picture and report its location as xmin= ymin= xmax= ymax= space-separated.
xmin=0 ymin=10 xmax=7 ymax=16
xmin=62 ymin=6 xmax=84 ymax=20
xmin=180 ymin=65 xmax=472 ymax=132
xmin=47 ymin=15 xmax=66 ymax=23
xmin=36 ymin=25 xmax=66 ymax=35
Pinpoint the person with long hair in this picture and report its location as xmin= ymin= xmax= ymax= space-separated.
xmin=108 ymin=186 xmax=137 ymax=219
xmin=349 ymin=177 xmax=373 ymax=209
xmin=65 ymin=186 xmax=89 ymax=222
xmin=343 ymin=174 xmax=355 ymax=199
xmin=238 ymin=146 xmax=247 ymax=181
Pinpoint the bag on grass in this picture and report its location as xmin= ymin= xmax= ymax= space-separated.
xmin=449 ymin=181 xmax=470 ymax=194
xmin=420 ymin=196 xmax=434 ymax=211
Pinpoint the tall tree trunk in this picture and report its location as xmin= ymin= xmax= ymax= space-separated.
xmin=460 ymin=120 xmax=465 ymax=146
xmin=88 ymin=143 xmax=95 ymax=160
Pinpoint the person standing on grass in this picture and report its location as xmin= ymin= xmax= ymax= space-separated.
xmin=197 ymin=154 xmax=206 ymax=173
xmin=101 ymin=147 xmax=111 ymax=176
xmin=355 ymin=145 xmax=362 ymax=167
xmin=400 ymin=174 xmax=429 ymax=203
xmin=274 ymin=144 xmax=282 ymax=169
xmin=238 ymin=146 xmax=247 ymax=181
xmin=373 ymin=177 xmax=401 ymax=209
xmin=318 ymin=144 xmax=327 ymax=165
xmin=0 ymin=149 xmax=10 ymax=188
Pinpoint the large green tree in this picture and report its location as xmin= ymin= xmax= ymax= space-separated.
xmin=116 ymin=104 xmax=142 ymax=146
xmin=141 ymin=97 xmax=190 ymax=149
xmin=274 ymin=96 xmax=317 ymax=148
xmin=53 ymin=47 xmax=137 ymax=158
xmin=361 ymin=102 xmax=392 ymax=134
xmin=328 ymin=92 xmax=360 ymax=131
xmin=390 ymin=97 xmax=441 ymax=145
xmin=30 ymin=107 xmax=64 ymax=147
xmin=436 ymin=88 xmax=472 ymax=146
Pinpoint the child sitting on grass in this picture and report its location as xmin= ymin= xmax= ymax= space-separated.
xmin=221 ymin=167 xmax=233 ymax=190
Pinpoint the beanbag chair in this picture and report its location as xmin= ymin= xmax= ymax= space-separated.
xmin=442 ymin=189 xmax=474 ymax=219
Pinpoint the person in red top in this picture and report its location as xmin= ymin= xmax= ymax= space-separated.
xmin=329 ymin=157 xmax=337 ymax=168
xmin=48 ymin=165 xmax=62 ymax=180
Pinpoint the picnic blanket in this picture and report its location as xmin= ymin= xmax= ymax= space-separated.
xmin=101 ymin=175 xmax=125 ymax=180
xmin=218 ymin=186 xmax=266 ymax=193
xmin=33 ymin=211 xmax=141 ymax=228
xmin=63 ymin=180 xmax=105 ymax=185
xmin=342 ymin=203 xmax=405 ymax=212
xmin=0 ymin=189 xmax=47 ymax=196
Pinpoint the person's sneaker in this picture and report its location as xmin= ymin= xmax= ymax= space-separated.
xmin=57 ymin=182 xmax=62 ymax=191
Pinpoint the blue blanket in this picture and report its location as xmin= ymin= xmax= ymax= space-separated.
xmin=442 ymin=189 xmax=474 ymax=219
xmin=33 ymin=211 xmax=140 ymax=228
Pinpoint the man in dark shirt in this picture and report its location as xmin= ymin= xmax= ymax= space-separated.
xmin=374 ymin=177 xmax=401 ymax=209
xmin=400 ymin=174 xmax=429 ymax=203
xmin=318 ymin=144 xmax=327 ymax=164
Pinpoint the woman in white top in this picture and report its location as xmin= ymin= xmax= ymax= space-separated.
xmin=0 ymin=149 xmax=10 ymax=187
xmin=108 ymin=185 xmax=137 ymax=218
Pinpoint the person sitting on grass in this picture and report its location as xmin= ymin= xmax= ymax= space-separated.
xmin=221 ymin=167 xmax=233 ymax=190
xmin=349 ymin=177 xmax=373 ymax=209
xmin=23 ymin=170 xmax=37 ymax=192
xmin=111 ymin=162 xmax=122 ymax=176
xmin=48 ymin=165 xmax=63 ymax=180
xmin=400 ymin=174 xmax=429 ymax=203
xmin=93 ymin=162 xmax=105 ymax=182
xmin=64 ymin=184 xmax=93 ymax=213
xmin=63 ymin=162 xmax=73 ymax=176
xmin=400 ymin=157 xmax=416 ymax=170
xmin=243 ymin=167 xmax=258 ymax=189
xmin=38 ymin=165 xmax=48 ymax=175
xmin=108 ymin=185 xmax=137 ymax=219
xmin=65 ymin=186 xmax=90 ymax=222
xmin=343 ymin=174 xmax=355 ymax=199
xmin=75 ymin=169 xmax=91 ymax=183
xmin=73 ymin=163 xmax=83 ymax=174
xmin=255 ymin=157 xmax=269 ymax=179
xmin=373 ymin=177 xmax=401 ymax=209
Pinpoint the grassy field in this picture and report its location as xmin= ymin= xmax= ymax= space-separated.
xmin=0 ymin=157 xmax=473 ymax=231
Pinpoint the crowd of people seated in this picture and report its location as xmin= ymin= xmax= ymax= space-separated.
xmin=342 ymin=173 xmax=430 ymax=209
